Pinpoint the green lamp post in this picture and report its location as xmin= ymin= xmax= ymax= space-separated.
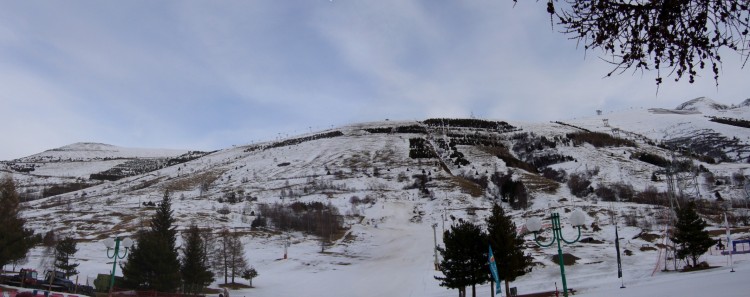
xmin=104 ymin=237 xmax=133 ymax=297
xmin=526 ymin=209 xmax=586 ymax=297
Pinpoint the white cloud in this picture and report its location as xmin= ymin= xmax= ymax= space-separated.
xmin=0 ymin=0 xmax=747 ymax=160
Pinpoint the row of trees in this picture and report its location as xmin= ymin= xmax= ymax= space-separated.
xmin=436 ymin=204 xmax=532 ymax=297
xmin=121 ymin=191 xmax=257 ymax=293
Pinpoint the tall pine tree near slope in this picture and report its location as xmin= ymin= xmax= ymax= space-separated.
xmin=122 ymin=190 xmax=181 ymax=292
xmin=670 ymin=201 xmax=716 ymax=268
xmin=436 ymin=220 xmax=489 ymax=297
xmin=0 ymin=175 xmax=37 ymax=269
xmin=54 ymin=237 xmax=79 ymax=278
xmin=181 ymin=225 xmax=214 ymax=295
xmin=485 ymin=204 xmax=532 ymax=296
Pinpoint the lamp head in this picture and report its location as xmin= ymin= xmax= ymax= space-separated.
xmin=104 ymin=238 xmax=115 ymax=249
xmin=122 ymin=237 xmax=134 ymax=249
xmin=526 ymin=217 xmax=542 ymax=233
xmin=570 ymin=208 xmax=586 ymax=227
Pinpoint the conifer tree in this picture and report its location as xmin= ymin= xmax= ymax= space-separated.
xmin=485 ymin=204 xmax=532 ymax=295
xmin=241 ymin=267 xmax=259 ymax=287
xmin=436 ymin=220 xmax=488 ymax=297
xmin=181 ymin=225 xmax=214 ymax=295
xmin=54 ymin=236 xmax=79 ymax=278
xmin=122 ymin=190 xmax=181 ymax=291
xmin=671 ymin=201 xmax=716 ymax=268
xmin=0 ymin=175 xmax=36 ymax=269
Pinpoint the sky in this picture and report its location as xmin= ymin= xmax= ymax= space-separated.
xmin=1 ymin=0 xmax=748 ymax=161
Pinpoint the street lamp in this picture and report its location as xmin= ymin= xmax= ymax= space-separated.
xmin=104 ymin=237 xmax=134 ymax=297
xmin=526 ymin=209 xmax=586 ymax=297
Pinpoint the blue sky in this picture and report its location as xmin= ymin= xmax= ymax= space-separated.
xmin=1 ymin=0 xmax=748 ymax=160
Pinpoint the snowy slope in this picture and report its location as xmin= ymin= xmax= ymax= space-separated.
xmin=4 ymin=97 xmax=750 ymax=297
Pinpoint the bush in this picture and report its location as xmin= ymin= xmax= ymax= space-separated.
xmin=566 ymin=131 xmax=637 ymax=147
xmin=568 ymin=173 xmax=592 ymax=198
xmin=631 ymin=186 xmax=666 ymax=205
xmin=217 ymin=206 xmax=231 ymax=215
xmin=251 ymin=216 xmax=267 ymax=229
xmin=631 ymin=151 xmax=671 ymax=167
xmin=257 ymin=202 xmax=344 ymax=238
xmin=595 ymin=182 xmax=634 ymax=202
xmin=541 ymin=167 xmax=567 ymax=183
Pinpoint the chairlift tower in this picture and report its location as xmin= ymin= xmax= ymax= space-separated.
xmin=602 ymin=119 xmax=609 ymax=127
xmin=611 ymin=127 xmax=621 ymax=138
xmin=656 ymin=148 xmax=702 ymax=271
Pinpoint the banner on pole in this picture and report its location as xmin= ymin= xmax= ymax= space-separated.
xmin=488 ymin=245 xmax=501 ymax=293
xmin=615 ymin=225 xmax=623 ymax=278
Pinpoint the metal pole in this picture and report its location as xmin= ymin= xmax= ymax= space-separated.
xmin=432 ymin=223 xmax=439 ymax=270
xmin=108 ymin=238 xmax=120 ymax=297
xmin=552 ymin=214 xmax=569 ymax=297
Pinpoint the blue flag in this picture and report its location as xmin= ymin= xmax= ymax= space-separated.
xmin=488 ymin=245 xmax=501 ymax=293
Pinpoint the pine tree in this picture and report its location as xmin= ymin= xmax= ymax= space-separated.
xmin=485 ymin=204 xmax=532 ymax=295
xmin=0 ymin=175 xmax=37 ymax=269
xmin=181 ymin=225 xmax=214 ymax=295
xmin=241 ymin=267 xmax=259 ymax=287
xmin=122 ymin=190 xmax=181 ymax=291
xmin=54 ymin=237 xmax=79 ymax=278
xmin=671 ymin=201 xmax=716 ymax=268
xmin=436 ymin=220 xmax=488 ymax=297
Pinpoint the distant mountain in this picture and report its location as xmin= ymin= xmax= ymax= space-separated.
xmin=15 ymin=142 xmax=191 ymax=163
xmin=675 ymin=97 xmax=729 ymax=111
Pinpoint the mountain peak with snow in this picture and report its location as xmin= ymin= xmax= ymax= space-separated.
xmin=674 ymin=97 xmax=729 ymax=111
xmin=51 ymin=142 xmax=119 ymax=152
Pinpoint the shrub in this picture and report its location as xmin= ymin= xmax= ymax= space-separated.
xmin=257 ymin=202 xmax=344 ymax=238
xmin=596 ymin=182 xmax=634 ymax=202
xmin=251 ymin=216 xmax=267 ymax=229
xmin=566 ymin=131 xmax=637 ymax=147
xmin=217 ymin=206 xmax=231 ymax=215
xmin=631 ymin=151 xmax=671 ymax=167
xmin=631 ymin=186 xmax=665 ymax=205
xmin=541 ymin=167 xmax=567 ymax=183
xmin=567 ymin=173 xmax=592 ymax=198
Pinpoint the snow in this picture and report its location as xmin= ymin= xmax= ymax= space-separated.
xmin=3 ymin=97 xmax=750 ymax=297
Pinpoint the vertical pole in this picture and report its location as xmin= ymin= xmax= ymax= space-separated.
xmin=432 ymin=223 xmax=439 ymax=270
xmin=109 ymin=238 xmax=120 ymax=297
xmin=552 ymin=214 xmax=569 ymax=297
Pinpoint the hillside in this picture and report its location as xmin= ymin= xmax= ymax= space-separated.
xmin=2 ymin=98 xmax=750 ymax=297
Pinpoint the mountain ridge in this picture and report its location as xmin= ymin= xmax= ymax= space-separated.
xmin=2 ymin=97 xmax=749 ymax=297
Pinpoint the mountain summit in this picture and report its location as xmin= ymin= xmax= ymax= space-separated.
xmin=675 ymin=97 xmax=729 ymax=111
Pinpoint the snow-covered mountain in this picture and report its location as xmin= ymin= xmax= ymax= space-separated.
xmin=2 ymin=97 xmax=749 ymax=297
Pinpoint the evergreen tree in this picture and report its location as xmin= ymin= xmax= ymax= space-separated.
xmin=241 ymin=267 xmax=259 ymax=287
xmin=485 ymin=204 xmax=532 ymax=295
xmin=181 ymin=225 xmax=214 ymax=295
xmin=436 ymin=220 xmax=488 ymax=297
xmin=54 ymin=237 xmax=79 ymax=278
xmin=0 ymin=175 xmax=37 ymax=269
xmin=671 ymin=202 xmax=716 ymax=268
xmin=122 ymin=190 xmax=181 ymax=292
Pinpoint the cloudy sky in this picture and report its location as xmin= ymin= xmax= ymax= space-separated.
xmin=1 ymin=1 xmax=748 ymax=160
